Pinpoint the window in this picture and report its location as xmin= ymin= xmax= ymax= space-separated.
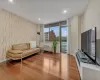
xmin=44 ymin=26 xmax=60 ymax=41
xmin=50 ymin=26 xmax=59 ymax=41
xmin=44 ymin=21 xmax=66 ymax=41
xmin=44 ymin=27 xmax=49 ymax=41
xmin=43 ymin=21 xmax=68 ymax=53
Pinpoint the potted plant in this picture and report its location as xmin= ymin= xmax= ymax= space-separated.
xmin=52 ymin=38 xmax=58 ymax=54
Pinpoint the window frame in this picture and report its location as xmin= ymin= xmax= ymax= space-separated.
xmin=44 ymin=21 xmax=67 ymax=42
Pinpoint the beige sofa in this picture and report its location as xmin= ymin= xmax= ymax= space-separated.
xmin=7 ymin=43 xmax=40 ymax=60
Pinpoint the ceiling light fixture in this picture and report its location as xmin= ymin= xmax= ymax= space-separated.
xmin=38 ymin=18 xmax=41 ymax=21
xmin=63 ymin=10 xmax=68 ymax=14
xmin=8 ymin=0 xmax=13 ymax=3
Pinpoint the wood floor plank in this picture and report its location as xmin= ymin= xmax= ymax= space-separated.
xmin=0 ymin=53 xmax=80 ymax=80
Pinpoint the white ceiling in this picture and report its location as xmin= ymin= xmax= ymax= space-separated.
xmin=0 ymin=0 xmax=88 ymax=24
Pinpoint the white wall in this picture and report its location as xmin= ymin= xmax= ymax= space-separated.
xmin=0 ymin=9 xmax=37 ymax=62
xmin=69 ymin=0 xmax=100 ymax=55
xmin=81 ymin=0 xmax=100 ymax=64
xmin=69 ymin=16 xmax=81 ymax=55
xmin=81 ymin=0 xmax=100 ymax=39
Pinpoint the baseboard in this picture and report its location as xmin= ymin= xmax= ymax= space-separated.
xmin=0 ymin=58 xmax=10 ymax=63
xmin=68 ymin=53 xmax=75 ymax=56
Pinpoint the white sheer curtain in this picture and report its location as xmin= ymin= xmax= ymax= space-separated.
xmin=40 ymin=24 xmax=44 ymax=42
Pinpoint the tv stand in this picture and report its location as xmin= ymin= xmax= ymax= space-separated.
xmin=75 ymin=51 xmax=100 ymax=80
xmin=76 ymin=52 xmax=95 ymax=65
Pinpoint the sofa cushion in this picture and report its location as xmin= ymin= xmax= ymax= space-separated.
xmin=31 ymin=48 xmax=40 ymax=52
xmin=23 ymin=48 xmax=40 ymax=54
xmin=23 ymin=49 xmax=34 ymax=54
xmin=12 ymin=43 xmax=30 ymax=50
xmin=8 ymin=50 xmax=23 ymax=54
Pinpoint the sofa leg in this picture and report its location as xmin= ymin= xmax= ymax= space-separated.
xmin=20 ymin=54 xmax=23 ymax=69
xmin=6 ymin=56 xmax=11 ymax=63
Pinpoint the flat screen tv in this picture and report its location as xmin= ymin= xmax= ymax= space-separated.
xmin=81 ymin=27 xmax=96 ymax=63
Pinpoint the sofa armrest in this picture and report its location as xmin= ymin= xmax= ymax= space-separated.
xmin=8 ymin=50 xmax=23 ymax=54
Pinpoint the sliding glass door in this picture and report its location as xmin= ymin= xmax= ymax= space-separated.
xmin=44 ymin=21 xmax=68 ymax=53
xmin=61 ymin=26 xmax=68 ymax=53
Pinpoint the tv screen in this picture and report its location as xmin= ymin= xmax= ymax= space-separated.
xmin=81 ymin=27 xmax=96 ymax=62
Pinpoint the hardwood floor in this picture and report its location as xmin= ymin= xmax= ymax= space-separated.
xmin=0 ymin=52 xmax=80 ymax=80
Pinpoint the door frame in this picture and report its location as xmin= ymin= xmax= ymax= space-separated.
xmin=60 ymin=26 xmax=68 ymax=53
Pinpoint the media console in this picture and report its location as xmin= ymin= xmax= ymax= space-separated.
xmin=75 ymin=50 xmax=100 ymax=80
xmin=76 ymin=51 xmax=95 ymax=65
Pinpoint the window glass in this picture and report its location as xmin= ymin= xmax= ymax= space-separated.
xmin=50 ymin=26 xmax=59 ymax=41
